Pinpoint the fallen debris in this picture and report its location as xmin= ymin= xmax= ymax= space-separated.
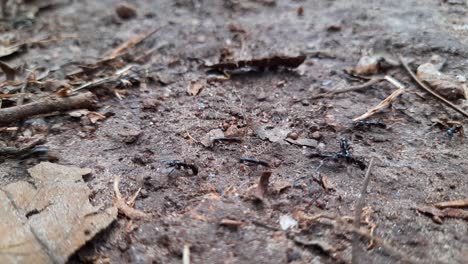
xmin=113 ymin=176 xmax=149 ymax=220
xmin=220 ymin=218 xmax=244 ymax=228
xmin=255 ymin=125 xmax=291 ymax=144
xmin=103 ymin=27 xmax=161 ymax=60
xmin=255 ymin=171 xmax=272 ymax=199
xmin=416 ymin=205 xmax=468 ymax=224
xmin=350 ymin=53 xmax=399 ymax=76
xmin=285 ymin=137 xmax=318 ymax=148
xmin=187 ymin=79 xmax=206 ymax=96
xmin=115 ymin=3 xmax=137 ymax=20
xmin=0 ymin=60 xmax=17 ymax=81
xmin=352 ymin=158 xmax=375 ymax=264
xmin=399 ymin=55 xmax=468 ymax=118
xmin=0 ymin=92 xmax=97 ymax=125
xmin=0 ymin=162 xmax=117 ymax=264
xmin=416 ymin=55 xmax=466 ymax=101
xmin=279 ymin=214 xmax=298 ymax=230
xmin=434 ymin=199 xmax=468 ymax=209
xmin=353 ymin=76 xmax=405 ymax=122
xmin=206 ymin=55 xmax=306 ymax=71
xmin=312 ymin=77 xmax=385 ymax=99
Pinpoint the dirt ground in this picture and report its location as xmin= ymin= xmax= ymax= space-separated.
xmin=1 ymin=0 xmax=467 ymax=263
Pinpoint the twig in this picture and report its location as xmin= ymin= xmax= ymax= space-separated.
xmin=352 ymin=158 xmax=375 ymax=264
xmin=312 ymin=77 xmax=384 ymax=99
xmin=113 ymin=176 xmax=149 ymax=220
xmin=399 ymin=55 xmax=468 ymax=118
xmin=352 ymin=76 xmax=405 ymax=122
xmin=0 ymin=92 xmax=97 ymax=126
xmin=434 ymin=199 xmax=468 ymax=209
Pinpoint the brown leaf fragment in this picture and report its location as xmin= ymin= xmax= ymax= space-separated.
xmin=320 ymin=175 xmax=335 ymax=191
xmin=87 ymin=111 xmax=106 ymax=123
xmin=255 ymin=171 xmax=271 ymax=199
xmin=434 ymin=199 xmax=468 ymax=209
xmin=0 ymin=162 xmax=117 ymax=264
xmin=417 ymin=56 xmax=466 ymax=101
xmin=206 ymin=55 xmax=306 ymax=71
xmin=187 ymin=79 xmax=206 ymax=96
xmin=271 ymin=180 xmax=291 ymax=194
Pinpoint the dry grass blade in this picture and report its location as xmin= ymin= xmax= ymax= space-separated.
xmin=352 ymin=158 xmax=375 ymax=264
xmin=352 ymin=76 xmax=405 ymax=122
xmin=399 ymin=55 xmax=468 ymax=118
xmin=103 ymin=27 xmax=161 ymax=60
xmin=312 ymin=77 xmax=384 ymax=99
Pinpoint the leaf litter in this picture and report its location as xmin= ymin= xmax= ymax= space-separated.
xmin=0 ymin=162 xmax=117 ymax=264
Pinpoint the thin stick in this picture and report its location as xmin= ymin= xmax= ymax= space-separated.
xmin=312 ymin=77 xmax=384 ymax=99
xmin=0 ymin=92 xmax=96 ymax=126
xmin=399 ymin=55 xmax=468 ymax=118
xmin=352 ymin=158 xmax=375 ymax=264
xmin=434 ymin=199 xmax=468 ymax=209
xmin=352 ymin=77 xmax=405 ymax=122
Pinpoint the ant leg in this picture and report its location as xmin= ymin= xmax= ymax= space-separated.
xmin=315 ymin=159 xmax=325 ymax=171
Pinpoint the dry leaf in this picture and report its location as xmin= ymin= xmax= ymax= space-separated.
xmin=255 ymin=126 xmax=291 ymax=144
xmin=320 ymin=175 xmax=335 ymax=191
xmin=187 ymin=80 xmax=206 ymax=96
xmin=0 ymin=162 xmax=117 ymax=264
xmin=87 ymin=111 xmax=106 ymax=123
xmin=255 ymin=171 xmax=271 ymax=199
xmin=417 ymin=56 xmax=466 ymax=101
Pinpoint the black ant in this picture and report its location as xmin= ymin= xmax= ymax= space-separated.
xmin=212 ymin=137 xmax=242 ymax=145
xmin=166 ymin=160 xmax=198 ymax=175
xmin=353 ymin=120 xmax=387 ymax=130
xmin=239 ymin=157 xmax=270 ymax=167
xmin=446 ymin=125 xmax=464 ymax=140
xmin=305 ymin=138 xmax=366 ymax=170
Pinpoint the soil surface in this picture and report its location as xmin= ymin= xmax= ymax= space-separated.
xmin=1 ymin=0 xmax=467 ymax=263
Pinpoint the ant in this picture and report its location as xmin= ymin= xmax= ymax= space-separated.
xmin=446 ymin=125 xmax=464 ymax=140
xmin=212 ymin=137 xmax=242 ymax=145
xmin=353 ymin=120 xmax=387 ymax=130
xmin=305 ymin=138 xmax=366 ymax=170
xmin=166 ymin=160 xmax=198 ymax=175
xmin=239 ymin=157 xmax=270 ymax=167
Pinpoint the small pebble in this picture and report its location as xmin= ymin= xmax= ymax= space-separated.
xmin=287 ymin=132 xmax=299 ymax=140
xmin=115 ymin=3 xmax=137 ymax=20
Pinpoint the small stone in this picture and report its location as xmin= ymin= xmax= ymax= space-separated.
xmin=311 ymin=131 xmax=321 ymax=140
xmin=287 ymin=132 xmax=299 ymax=140
xmin=142 ymin=99 xmax=160 ymax=111
xmin=115 ymin=3 xmax=137 ymax=20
